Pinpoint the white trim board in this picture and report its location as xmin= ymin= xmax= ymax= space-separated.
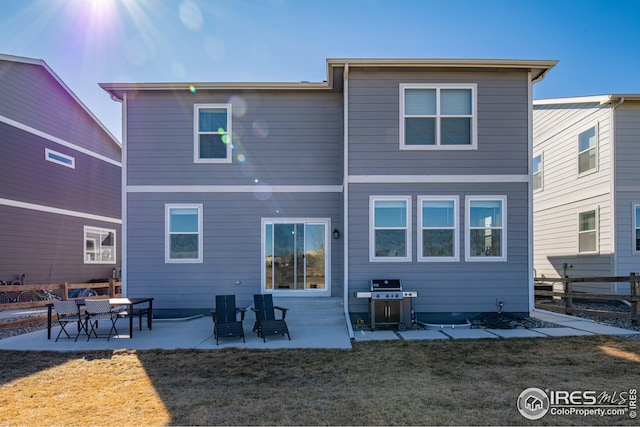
xmin=0 ymin=197 xmax=121 ymax=224
xmin=348 ymin=175 xmax=529 ymax=184
xmin=127 ymin=185 xmax=343 ymax=193
xmin=0 ymin=114 xmax=122 ymax=167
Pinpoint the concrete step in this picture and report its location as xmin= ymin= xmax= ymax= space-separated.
xmin=270 ymin=297 xmax=346 ymax=326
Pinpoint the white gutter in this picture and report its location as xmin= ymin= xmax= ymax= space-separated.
xmin=342 ymin=63 xmax=354 ymax=339
xmin=528 ymin=71 xmax=535 ymax=313
xmin=120 ymin=93 xmax=128 ymax=297
xmin=610 ymin=97 xmax=624 ymax=292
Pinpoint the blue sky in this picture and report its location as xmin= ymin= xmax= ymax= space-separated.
xmin=1 ymin=0 xmax=639 ymax=141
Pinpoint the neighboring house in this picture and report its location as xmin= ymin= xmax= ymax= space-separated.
xmin=101 ymin=57 xmax=556 ymax=322
xmin=0 ymin=54 xmax=122 ymax=286
xmin=533 ymin=95 xmax=640 ymax=294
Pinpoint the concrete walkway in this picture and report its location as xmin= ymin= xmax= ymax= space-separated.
xmin=0 ymin=304 xmax=638 ymax=352
xmin=354 ymin=309 xmax=640 ymax=342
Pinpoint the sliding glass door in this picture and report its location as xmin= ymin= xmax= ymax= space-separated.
xmin=263 ymin=220 xmax=329 ymax=292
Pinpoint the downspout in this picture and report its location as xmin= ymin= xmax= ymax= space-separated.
xmin=528 ymin=71 xmax=535 ymax=313
xmin=342 ymin=63 xmax=354 ymax=339
xmin=120 ymin=92 xmax=128 ymax=297
xmin=609 ymin=97 xmax=624 ymax=292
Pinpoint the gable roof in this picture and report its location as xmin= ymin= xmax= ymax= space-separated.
xmin=0 ymin=53 xmax=121 ymax=149
xmin=100 ymin=57 xmax=557 ymax=101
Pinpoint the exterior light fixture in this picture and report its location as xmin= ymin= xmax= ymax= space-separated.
xmin=332 ymin=228 xmax=340 ymax=239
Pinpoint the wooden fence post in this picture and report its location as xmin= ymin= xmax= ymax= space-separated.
xmin=563 ymin=275 xmax=573 ymax=313
xmin=631 ymin=272 xmax=639 ymax=326
xmin=63 ymin=282 xmax=69 ymax=301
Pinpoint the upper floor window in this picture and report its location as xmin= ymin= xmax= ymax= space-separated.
xmin=418 ymin=196 xmax=459 ymax=262
xmin=194 ymin=104 xmax=232 ymax=163
xmin=370 ymin=196 xmax=411 ymax=262
xmin=84 ymin=226 xmax=115 ymax=264
xmin=578 ymin=209 xmax=598 ymax=253
xmin=400 ymin=84 xmax=477 ymax=150
xmin=166 ymin=204 xmax=203 ymax=263
xmin=578 ymin=125 xmax=597 ymax=174
xmin=45 ymin=148 xmax=75 ymax=169
xmin=533 ymin=154 xmax=543 ymax=191
xmin=465 ymin=196 xmax=507 ymax=262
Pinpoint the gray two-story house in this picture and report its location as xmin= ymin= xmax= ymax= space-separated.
xmin=533 ymin=95 xmax=640 ymax=294
xmin=0 ymin=54 xmax=122 ymax=286
xmin=101 ymin=58 xmax=556 ymax=325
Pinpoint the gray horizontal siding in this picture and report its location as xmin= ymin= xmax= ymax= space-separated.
xmin=615 ymin=103 xmax=640 ymax=188
xmin=0 ymin=205 xmax=121 ymax=285
xmin=348 ymin=69 xmax=530 ymax=176
xmin=126 ymin=191 xmax=343 ymax=311
xmin=126 ymin=91 xmax=343 ymax=186
xmin=347 ymin=182 xmax=530 ymax=314
xmin=0 ymin=60 xmax=120 ymax=160
xmin=0 ymin=122 xmax=121 ymax=218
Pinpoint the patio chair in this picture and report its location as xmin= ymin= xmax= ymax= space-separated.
xmin=251 ymin=294 xmax=290 ymax=342
xmin=211 ymin=295 xmax=246 ymax=345
xmin=53 ymin=300 xmax=86 ymax=342
xmin=85 ymin=299 xmax=119 ymax=341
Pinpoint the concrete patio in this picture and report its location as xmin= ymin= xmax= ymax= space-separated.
xmin=0 ymin=298 xmax=638 ymax=352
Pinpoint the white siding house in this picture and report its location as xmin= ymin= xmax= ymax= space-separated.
xmin=533 ymin=95 xmax=640 ymax=294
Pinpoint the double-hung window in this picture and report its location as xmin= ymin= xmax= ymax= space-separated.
xmin=166 ymin=204 xmax=203 ymax=263
xmin=578 ymin=209 xmax=598 ymax=253
xmin=194 ymin=104 xmax=232 ymax=163
xmin=84 ymin=226 xmax=116 ymax=264
xmin=533 ymin=154 xmax=543 ymax=191
xmin=466 ymin=196 xmax=507 ymax=261
xmin=370 ymin=196 xmax=411 ymax=262
xmin=400 ymin=83 xmax=477 ymax=149
xmin=418 ymin=196 xmax=459 ymax=262
xmin=578 ymin=125 xmax=598 ymax=174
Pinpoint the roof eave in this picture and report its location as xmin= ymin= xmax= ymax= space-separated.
xmin=534 ymin=94 xmax=640 ymax=106
xmin=99 ymin=81 xmax=333 ymax=102
xmin=327 ymin=57 xmax=557 ymax=80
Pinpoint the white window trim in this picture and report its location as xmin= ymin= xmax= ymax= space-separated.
xmin=45 ymin=148 xmax=75 ymax=169
xmin=634 ymin=204 xmax=640 ymax=255
xmin=193 ymin=103 xmax=232 ymax=164
xmin=369 ymin=195 xmax=412 ymax=262
xmin=533 ymin=152 xmax=543 ymax=192
xmin=399 ymin=83 xmax=478 ymax=150
xmin=578 ymin=208 xmax=599 ymax=254
xmin=577 ymin=122 xmax=599 ymax=176
xmin=260 ymin=218 xmax=331 ymax=297
xmin=83 ymin=226 xmax=116 ymax=264
xmin=165 ymin=203 xmax=203 ymax=263
xmin=417 ymin=195 xmax=459 ymax=262
xmin=465 ymin=195 xmax=507 ymax=262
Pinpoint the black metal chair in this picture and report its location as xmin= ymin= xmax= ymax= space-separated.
xmin=252 ymin=294 xmax=290 ymax=342
xmin=211 ymin=295 xmax=246 ymax=345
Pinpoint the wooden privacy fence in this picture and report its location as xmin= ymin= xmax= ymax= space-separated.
xmin=0 ymin=279 xmax=121 ymax=310
xmin=534 ymin=272 xmax=640 ymax=326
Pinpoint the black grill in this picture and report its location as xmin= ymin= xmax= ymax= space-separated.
xmin=356 ymin=279 xmax=418 ymax=330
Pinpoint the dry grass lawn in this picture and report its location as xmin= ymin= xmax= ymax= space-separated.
xmin=0 ymin=335 xmax=639 ymax=426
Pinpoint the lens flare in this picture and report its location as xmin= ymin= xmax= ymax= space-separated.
xmin=189 ymin=85 xmax=196 ymax=93
xmin=179 ymin=0 xmax=203 ymax=31
xmin=229 ymin=95 xmax=247 ymax=116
